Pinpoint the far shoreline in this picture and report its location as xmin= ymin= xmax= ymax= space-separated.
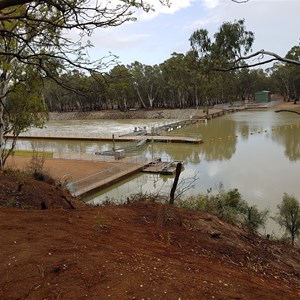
xmin=49 ymin=101 xmax=300 ymax=121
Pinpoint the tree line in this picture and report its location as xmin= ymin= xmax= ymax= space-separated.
xmin=42 ymin=20 xmax=300 ymax=112
xmin=43 ymin=54 xmax=269 ymax=112
xmin=42 ymin=46 xmax=300 ymax=112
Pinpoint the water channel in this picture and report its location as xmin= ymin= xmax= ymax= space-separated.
xmin=17 ymin=110 xmax=300 ymax=235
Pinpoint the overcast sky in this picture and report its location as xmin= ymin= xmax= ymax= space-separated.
xmin=84 ymin=0 xmax=300 ymax=67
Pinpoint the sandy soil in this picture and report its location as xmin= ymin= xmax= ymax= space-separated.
xmin=6 ymin=156 xmax=120 ymax=183
xmin=271 ymin=101 xmax=300 ymax=111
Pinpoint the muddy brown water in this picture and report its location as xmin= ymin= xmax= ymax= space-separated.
xmin=14 ymin=110 xmax=300 ymax=235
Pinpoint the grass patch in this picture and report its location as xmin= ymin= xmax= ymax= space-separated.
xmin=11 ymin=150 xmax=53 ymax=158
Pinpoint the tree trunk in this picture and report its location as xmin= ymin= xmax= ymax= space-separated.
xmin=0 ymin=76 xmax=8 ymax=169
xmin=134 ymin=84 xmax=146 ymax=108
xmin=169 ymin=162 xmax=182 ymax=205
xmin=0 ymin=100 xmax=4 ymax=169
xmin=291 ymin=232 xmax=295 ymax=246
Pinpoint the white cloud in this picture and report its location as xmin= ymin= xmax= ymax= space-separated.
xmin=187 ymin=15 xmax=220 ymax=29
xmin=137 ymin=0 xmax=197 ymax=21
xmin=202 ymin=0 xmax=220 ymax=9
xmin=84 ymin=0 xmax=300 ymax=66
xmin=211 ymin=0 xmax=300 ymax=56
xmin=207 ymin=163 xmax=221 ymax=177
xmin=91 ymin=31 xmax=151 ymax=49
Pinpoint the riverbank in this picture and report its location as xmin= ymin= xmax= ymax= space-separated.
xmin=49 ymin=108 xmax=222 ymax=120
xmin=48 ymin=101 xmax=299 ymax=121
xmin=1 ymin=171 xmax=300 ymax=299
xmin=272 ymin=101 xmax=300 ymax=111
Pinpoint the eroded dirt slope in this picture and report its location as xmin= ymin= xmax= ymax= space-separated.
xmin=1 ymin=170 xmax=300 ymax=299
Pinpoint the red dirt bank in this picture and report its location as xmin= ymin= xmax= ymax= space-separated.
xmin=1 ymin=172 xmax=300 ymax=299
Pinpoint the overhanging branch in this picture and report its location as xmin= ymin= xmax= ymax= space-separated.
xmin=212 ymin=50 xmax=300 ymax=72
xmin=231 ymin=0 xmax=250 ymax=3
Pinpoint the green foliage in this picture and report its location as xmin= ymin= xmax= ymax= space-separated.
xmin=243 ymin=206 xmax=269 ymax=231
xmin=107 ymin=65 xmax=133 ymax=110
xmin=1 ymin=79 xmax=48 ymax=168
xmin=274 ymin=193 xmax=300 ymax=246
xmin=5 ymin=82 xmax=48 ymax=135
xmin=179 ymin=184 xmax=268 ymax=231
xmin=190 ymin=19 xmax=254 ymax=69
xmin=9 ymin=150 xmax=52 ymax=158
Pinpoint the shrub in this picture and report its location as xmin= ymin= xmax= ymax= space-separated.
xmin=26 ymin=156 xmax=54 ymax=184
xmin=274 ymin=193 xmax=300 ymax=246
xmin=179 ymin=184 xmax=268 ymax=231
xmin=243 ymin=205 xmax=269 ymax=231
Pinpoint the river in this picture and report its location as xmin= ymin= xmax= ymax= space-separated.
xmin=16 ymin=110 xmax=300 ymax=235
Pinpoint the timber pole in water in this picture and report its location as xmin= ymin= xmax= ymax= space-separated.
xmin=169 ymin=162 xmax=182 ymax=205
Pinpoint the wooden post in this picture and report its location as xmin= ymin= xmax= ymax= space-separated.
xmin=169 ymin=162 xmax=182 ymax=205
xmin=112 ymin=134 xmax=115 ymax=153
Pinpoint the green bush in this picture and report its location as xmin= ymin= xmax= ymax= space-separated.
xmin=274 ymin=193 xmax=300 ymax=246
xmin=179 ymin=184 xmax=268 ymax=231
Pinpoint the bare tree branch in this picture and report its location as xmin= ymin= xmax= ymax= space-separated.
xmin=212 ymin=50 xmax=300 ymax=72
xmin=275 ymin=110 xmax=300 ymax=115
xmin=0 ymin=0 xmax=31 ymax=10
xmin=231 ymin=0 xmax=250 ymax=3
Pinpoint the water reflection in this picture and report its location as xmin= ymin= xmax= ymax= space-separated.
xmin=14 ymin=139 xmax=115 ymax=154
xmin=170 ymin=118 xmax=237 ymax=161
xmin=271 ymin=124 xmax=300 ymax=161
xmin=12 ymin=110 xmax=300 ymax=235
xmin=83 ymin=111 xmax=300 ymax=236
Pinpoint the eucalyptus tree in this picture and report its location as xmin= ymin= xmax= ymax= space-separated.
xmin=184 ymin=50 xmax=206 ymax=108
xmin=107 ymin=65 xmax=134 ymax=111
xmin=267 ymin=46 xmax=300 ymax=102
xmin=127 ymin=61 xmax=148 ymax=109
xmin=268 ymin=63 xmax=292 ymax=100
xmin=85 ymin=74 xmax=109 ymax=111
xmin=285 ymin=46 xmax=300 ymax=102
xmin=189 ymin=19 xmax=254 ymax=104
xmin=160 ymin=52 xmax=193 ymax=108
xmin=128 ymin=61 xmax=163 ymax=109
xmin=0 ymin=0 xmax=169 ymax=168
xmin=143 ymin=64 xmax=162 ymax=108
xmin=0 ymin=5 xmax=55 ymax=168
xmin=43 ymin=79 xmax=66 ymax=112
xmin=236 ymin=68 xmax=269 ymax=100
xmin=56 ymin=70 xmax=90 ymax=112
xmin=189 ymin=19 xmax=254 ymax=71
xmin=43 ymin=72 xmax=109 ymax=112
